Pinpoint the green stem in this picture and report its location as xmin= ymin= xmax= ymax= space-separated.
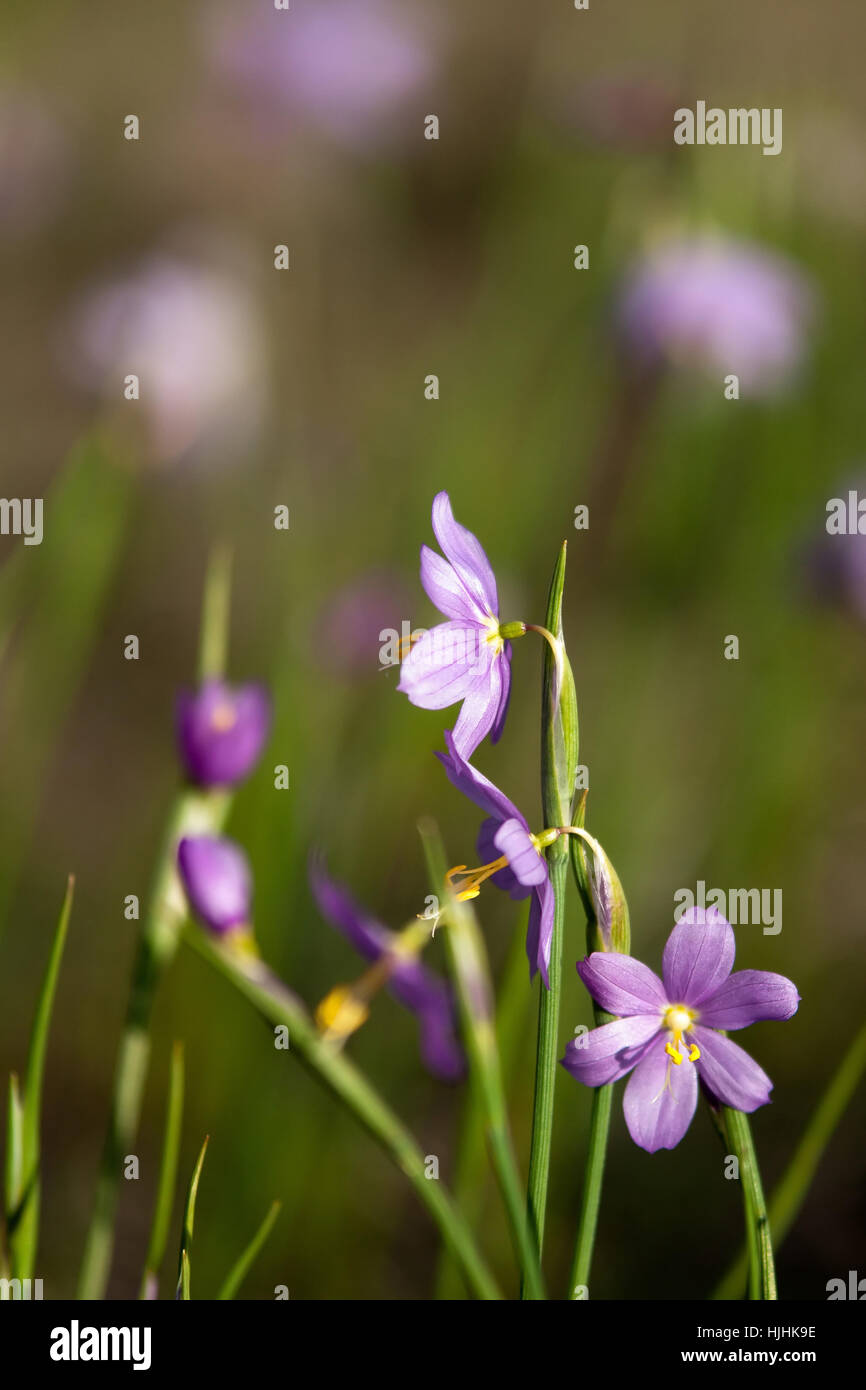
xmin=524 ymin=843 xmax=567 ymax=1280
xmin=77 ymin=787 xmax=228 ymax=1299
xmin=184 ymin=926 xmax=502 ymax=1302
xmin=723 ymin=1106 xmax=776 ymax=1300
xmin=568 ymin=1079 xmax=613 ymax=1298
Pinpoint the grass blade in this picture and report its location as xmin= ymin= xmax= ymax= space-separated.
xmin=2 ymin=1075 xmax=23 ymax=1283
xmin=217 ymin=1199 xmax=281 ymax=1300
xmin=176 ymin=1135 xmax=209 ymax=1301
xmin=714 ymin=1022 xmax=866 ymax=1299
xmin=140 ymin=1042 xmax=185 ymax=1299
xmin=9 ymin=875 xmax=74 ymax=1279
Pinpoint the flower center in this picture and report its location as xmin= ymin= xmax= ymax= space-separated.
xmin=210 ymin=702 xmax=238 ymax=733
xmin=446 ymin=856 xmax=509 ymax=901
xmin=483 ymin=615 xmax=505 ymax=656
xmin=663 ymin=1003 xmax=700 ymax=1064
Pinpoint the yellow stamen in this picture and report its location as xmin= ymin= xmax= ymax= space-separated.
xmin=662 ymin=1003 xmax=700 ymax=1067
xmin=315 ymin=985 xmax=370 ymax=1039
xmin=665 ymin=1041 xmax=683 ymax=1064
xmin=446 ymin=856 xmax=509 ymax=901
xmin=688 ymin=1043 xmax=701 ymax=1062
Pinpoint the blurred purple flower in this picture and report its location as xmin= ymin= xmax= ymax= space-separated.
xmin=802 ymin=473 xmax=866 ymax=622
xmin=64 ymin=257 xmax=267 ymax=464
xmin=316 ymin=569 xmax=411 ymax=678
xmin=617 ymin=234 xmax=816 ymax=396
xmin=398 ymin=492 xmax=512 ymax=759
xmin=178 ymin=835 xmax=252 ymax=936
xmin=561 ymin=908 xmax=800 ymax=1153
xmin=436 ymin=732 xmax=554 ymax=988
xmin=177 ymin=679 xmax=270 ymax=788
xmin=309 ymin=858 xmax=465 ymax=1082
xmin=208 ymin=0 xmax=435 ymax=150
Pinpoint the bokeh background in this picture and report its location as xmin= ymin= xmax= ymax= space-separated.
xmin=1 ymin=0 xmax=864 ymax=1299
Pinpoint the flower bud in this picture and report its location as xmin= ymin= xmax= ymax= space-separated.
xmin=177 ymin=835 xmax=252 ymax=936
xmin=176 ymin=679 xmax=270 ymax=788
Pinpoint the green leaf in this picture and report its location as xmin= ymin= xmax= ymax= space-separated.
xmin=714 ymin=1022 xmax=866 ymax=1300
xmin=140 ymin=1042 xmax=185 ymax=1299
xmin=176 ymin=1135 xmax=209 ymax=1301
xmin=539 ymin=541 xmax=579 ymax=831
xmin=10 ymin=875 xmax=74 ymax=1279
xmin=217 ymin=1200 xmax=281 ymax=1300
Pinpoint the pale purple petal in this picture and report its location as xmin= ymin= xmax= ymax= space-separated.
xmin=477 ymin=817 xmax=527 ymax=899
xmin=577 ymin=953 xmax=669 ymax=1018
xmin=435 ymin=730 xmax=523 ymax=826
xmin=561 ymin=1015 xmax=661 ymax=1087
xmin=450 ymin=654 xmax=504 ymax=759
xmin=623 ymin=1037 xmax=699 ymax=1152
xmin=663 ymin=907 xmax=735 ymax=1007
xmin=691 ymin=1027 xmax=774 ymax=1111
xmin=493 ymin=817 xmax=546 ymax=888
xmin=309 ymin=858 xmax=391 ymax=962
xmin=527 ymin=878 xmax=555 ymax=987
xmin=397 ymin=621 xmax=492 ymax=709
xmin=431 ymin=492 xmax=498 ymax=617
xmin=178 ymin=836 xmax=252 ymax=935
xmin=418 ymin=1003 xmax=466 ymax=1084
xmin=489 ymin=644 xmax=512 ymax=743
xmin=420 ymin=544 xmax=485 ymax=623
xmin=698 ymin=970 xmax=800 ymax=1031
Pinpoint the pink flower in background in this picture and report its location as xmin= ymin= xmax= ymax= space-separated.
xmin=208 ymin=0 xmax=435 ymax=149
xmin=64 ymin=257 xmax=267 ymax=464
xmin=617 ymin=235 xmax=816 ymax=396
xmin=316 ymin=570 xmax=412 ymax=678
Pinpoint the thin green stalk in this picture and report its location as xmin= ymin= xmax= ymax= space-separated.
xmin=140 ymin=1041 xmax=185 ymax=1299
xmin=176 ymin=1135 xmax=209 ymax=1300
xmin=183 ymin=925 xmax=502 ymax=1302
xmin=714 ymin=1022 xmax=866 ymax=1300
xmin=422 ymin=824 xmax=544 ymax=1300
xmin=9 ymin=876 xmax=74 ymax=1279
xmin=723 ymin=1106 xmax=776 ymax=1300
xmin=2 ymin=1076 xmax=23 ymax=1285
xmin=434 ymin=904 xmax=531 ymax=1298
xmin=78 ymin=548 xmax=232 ymax=1299
xmin=568 ymin=1081 xmax=613 ymax=1298
xmin=218 ymin=1200 xmax=281 ymax=1300
xmin=525 ymin=845 xmax=567 ymax=1271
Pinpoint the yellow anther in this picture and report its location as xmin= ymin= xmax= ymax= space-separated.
xmin=316 ymin=985 xmax=370 ymax=1039
xmin=688 ymin=1043 xmax=701 ymax=1062
xmin=665 ymin=1041 xmax=683 ymax=1064
xmin=446 ymin=856 xmax=509 ymax=902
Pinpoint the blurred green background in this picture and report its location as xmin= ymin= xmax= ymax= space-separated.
xmin=1 ymin=0 xmax=864 ymax=1299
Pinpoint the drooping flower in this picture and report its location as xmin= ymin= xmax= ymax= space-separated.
xmin=176 ymin=679 xmax=270 ymax=789
xmin=178 ymin=835 xmax=252 ymax=937
xmin=561 ymin=908 xmax=800 ymax=1153
xmin=309 ymin=859 xmax=465 ymax=1083
xmin=398 ymin=493 xmax=516 ymax=759
xmin=617 ymin=234 xmax=815 ymax=396
xmin=436 ymin=732 xmax=555 ymax=987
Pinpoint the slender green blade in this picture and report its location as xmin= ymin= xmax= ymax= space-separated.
xmin=10 ymin=875 xmax=74 ymax=1279
xmin=714 ymin=1022 xmax=866 ymax=1300
xmin=176 ymin=1135 xmax=209 ymax=1301
xmin=217 ymin=1199 xmax=281 ymax=1300
xmin=140 ymin=1042 xmax=185 ymax=1299
xmin=2 ymin=1074 xmax=23 ymax=1282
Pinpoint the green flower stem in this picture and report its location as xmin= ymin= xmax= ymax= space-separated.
xmin=723 ymin=1106 xmax=776 ymax=1300
xmin=568 ymin=1076 xmax=613 ymax=1299
xmin=183 ymin=925 xmax=502 ymax=1302
xmin=422 ymin=824 xmax=545 ymax=1300
xmin=714 ymin=1022 xmax=866 ymax=1300
xmin=78 ymin=788 xmax=228 ymax=1299
xmin=140 ymin=1041 xmax=185 ymax=1300
xmin=524 ymin=841 xmax=567 ymax=1276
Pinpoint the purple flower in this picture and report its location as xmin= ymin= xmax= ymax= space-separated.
xmin=176 ymin=679 xmax=270 ymax=788
xmin=398 ymin=493 xmax=513 ymax=759
xmin=309 ymin=859 xmax=465 ymax=1083
xmin=802 ymin=473 xmax=866 ymax=622
xmin=436 ymin=732 xmax=554 ymax=988
xmin=561 ymin=908 xmax=800 ymax=1153
xmin=617 ymin=235 xmax=815 ymax=396
xmin=178 ymin=835 xmax=252 ymax=936
xmin=208 ymin=0 xmax=435 ymax=151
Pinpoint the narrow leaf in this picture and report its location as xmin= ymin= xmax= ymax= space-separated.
xmin=176 ymin=1135 xmax=209 ymax=1300
xmin=140 ymin=1042 xmax=185 ymax=1299
xmin=217 ymin=1200 xmax=281 ymax=1300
